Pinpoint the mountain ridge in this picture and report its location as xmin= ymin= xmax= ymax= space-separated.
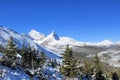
xmin=28 ymin=29 xmax=120 ymax=67
xmin=28 ymin=29 xmax=120 ymax=48
xmin=0 ymin=26 xmax=61 ymax=59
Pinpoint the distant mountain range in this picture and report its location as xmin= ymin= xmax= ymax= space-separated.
xmin=0 ymin=26 xmax=120 ymax=67
xmin=28 ymin=29 xmax=120 ymax=67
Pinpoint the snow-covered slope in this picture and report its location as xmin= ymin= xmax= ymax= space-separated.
xmin=0 ymin=26 xmax=40 ymax=49
xmin=0 ymin=66 xmax=30 ymax=80
xmin=0 ymin=52 xmax=63 ymax=80
xmin=0 ymin=26 xmax=61 ymax=59
xmin=98 ymin=50 xmax=120 ymax=67
xmin=0 ymin=65 xmax=65 ymax=80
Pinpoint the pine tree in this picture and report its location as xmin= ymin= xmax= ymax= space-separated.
xmin=0 ymin=44 xmax=5 ymax=53
xmin=20 ymin=43 xmax=26 ymax=65
xmin=84 ymin=60 xmax=92 ymax=74
xmin=93 ymin=55 xmax=101 ymax=73
xmin=4 ymin=37 xmax=18 ymax=68
xmin=61 ymin=45 xmax=78 ymax=78
xmin=112 ymin=72 xmax=119 ymax=80
xmin=51 ymin=59 xmax=58 ymax=68
xmin=95 ymin=71 xmax=105 ymax=80
xmin=21 ymin=44 xmax=47 ymax=79
xmin=93 ymin=55 xmax=106 ymax=80
xmin=20 ymin=43 xmax=26 ymax=55
xmin=39 ymin=51 xmax=46 ymax=67
xmin=1 ymin=36 xmax=22 ymax=69
xmin=5 ymin=37 xmax=17 ymax=59
xmin=108 ymin=68 xmax=114 ymax=78
xmin=21 ymin=44 xmax=46 ymax=69
xmin=22 ymin=44 xmax=33 ymax=69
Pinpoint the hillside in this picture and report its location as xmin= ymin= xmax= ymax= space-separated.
xmin=0 ymin=27 xmax=63 ymax=80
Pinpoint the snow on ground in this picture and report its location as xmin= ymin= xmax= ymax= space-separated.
xmin=37 ymin=44 xmax=62 ymax=59
xmin=98 ymin=50 xmax=120 ymax=67
xmin=0 ymin=66 xmax=30 ymax=80
xmin=0 ymin=65 xmax=65 ymax=80
xmin=86 ymin=50 xmax=120 ymax=67
xmin=43 ymin=66 xmax=65 ymax=80
xmin=0 ymin=26 xmax=37 ymax=49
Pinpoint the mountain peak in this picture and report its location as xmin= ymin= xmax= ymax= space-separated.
xmin=99 ymin=39 xmax=113 ymax=45
xmin=28 ymin=29 xmax=45 ymax=40
xmin=29 ymin=29 xmax=40 ymax=35
xmin=51 ymin=30 xmax=55 ymax=35
xmin=48 ymin=31 xmax=60 ymax=40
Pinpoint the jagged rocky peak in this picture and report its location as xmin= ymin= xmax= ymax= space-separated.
xmin=28 ymin=29 xmax=45 ymax=40
xmin=48 ymin=31 xmax=60 ymax=40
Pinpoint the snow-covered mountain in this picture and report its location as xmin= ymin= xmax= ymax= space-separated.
xmin=30 ymin=30 xmax=120 ymax=53
xmin=29 ymin=29 xmax=120 ymax=67
xmin=28 ymin=29 xmax=45 ymax=41
xmin=37 ymin=31 xmax=60 ymax=45
xmin=30 ymin=30 xmax=84 ymax=53
xmin=0 ymin=26 xmax=34 ymax=48
xmin=0 ymin=26 xmax=61 ymax=59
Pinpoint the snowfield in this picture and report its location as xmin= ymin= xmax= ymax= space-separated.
xmin=0 ymin=66 xmax=29 ymax=80
xmin=0 ymin=65 xmax=65 ymax=80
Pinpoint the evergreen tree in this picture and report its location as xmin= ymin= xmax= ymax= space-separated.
xmin=93 ymin=55 xmax=101 ymax=73
xmin=108 ymin=68 xmax=114 ymax=79
xmin=20 ymin=43 xmax=26 ymax=65
xmin=5 ymin=37 xmax=17 ymax=59
xmin=5 ymin=37 xmax=18 ymax=67
xmin=84 ymin=60 xmax=92 ymax=74
xmin=0 ymin=44 xmax=5 ymax=53
xmin=39 ymin=51 xmax=46 ymax=67
xmin=112 ymin=72 xmax=119 ymax=80
xmin=118 ymin=69 xmax=120 ymax=79
xmin=95 ymin=71 xmax=106 ymax=80
xmin=61 ymin=45 xmax=78 ymax=78
xmin=22 ymin=44 xmax=34 ymax=69
xmin=21 ymin=44 xmax=47 ymax=79
xmin=20 ymin=43 xmax=26 ymax=55
xmin=21 ymin=44 xmax=46 ymax=69
xmin=51 ymin=59 xmax=58 ymax=68
xmin=93 ymin=55 xmax=106 ymax=80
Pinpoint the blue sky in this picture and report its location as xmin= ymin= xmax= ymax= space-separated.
xmin=0 ymin=0 xmax=120 ymax=42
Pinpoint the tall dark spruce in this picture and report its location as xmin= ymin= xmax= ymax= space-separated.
xmin=5 ymin=37 xmax=18 ymax=68
xmin=61 ymin=45 xmax=78 ymax=78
